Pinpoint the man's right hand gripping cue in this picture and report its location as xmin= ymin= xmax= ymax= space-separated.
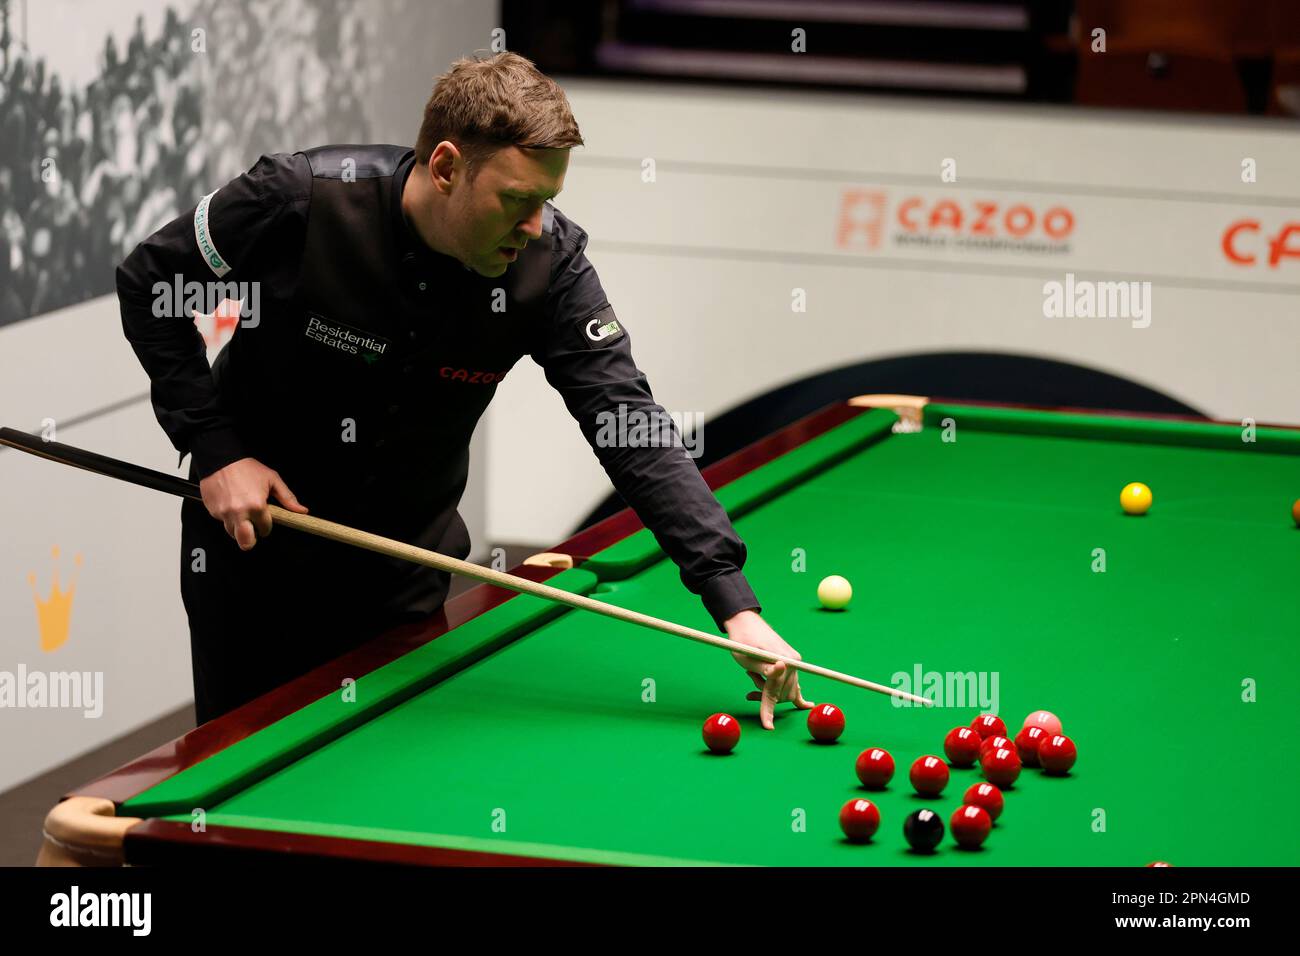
xmin=199 ymin=458 xmax=310 ymax=550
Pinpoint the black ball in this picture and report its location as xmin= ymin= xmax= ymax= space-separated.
xmin=904 ymin=808 xmax=944 ymax=852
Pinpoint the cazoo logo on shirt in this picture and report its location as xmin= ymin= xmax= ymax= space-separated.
xmin=439 ymin=366 xmax=509 ymax=384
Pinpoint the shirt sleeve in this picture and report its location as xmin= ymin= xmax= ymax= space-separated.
xmin=116 ymin=152 xmax=309 ymax=478
xmin=531 ymin=212 xmax=761 ymax=631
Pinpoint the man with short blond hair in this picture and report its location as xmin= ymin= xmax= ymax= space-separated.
xmin=119 ymin=52 xmax=808 ymax=725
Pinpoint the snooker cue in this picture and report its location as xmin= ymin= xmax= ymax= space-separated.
xmin=0 ymin=426 xmax=930 ymax=706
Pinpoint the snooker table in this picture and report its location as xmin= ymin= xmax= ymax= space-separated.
xmin=39 ymin=396 xmax=1300 ymax=867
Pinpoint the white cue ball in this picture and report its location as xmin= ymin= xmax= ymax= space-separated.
xmin=817 ymin=575 xmax=852 ymax=610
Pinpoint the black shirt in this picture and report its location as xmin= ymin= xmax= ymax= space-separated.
xmin=117 ymin=144 xmax=760 ymax=630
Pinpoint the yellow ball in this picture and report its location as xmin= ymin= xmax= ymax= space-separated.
xmin=1120 ymin=482 xmax=1152 ymax=516
xmin=817 ymin=575 xmax=852 ymax=610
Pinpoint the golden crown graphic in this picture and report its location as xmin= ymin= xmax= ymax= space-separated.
xmin=27 ymin=546 xmax=83 ymax=653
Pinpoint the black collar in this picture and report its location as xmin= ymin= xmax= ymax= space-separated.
xmin=392 ymin=150 xmax=470 ymax=275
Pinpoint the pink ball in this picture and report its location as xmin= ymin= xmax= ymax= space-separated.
xmin=1022 ymin=710 xmax=1063 ymax=736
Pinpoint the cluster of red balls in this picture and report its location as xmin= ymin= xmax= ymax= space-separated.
xmin=840 ymin=709 xmax=1077 ymax=851
xmin=948 ymin=711 xmax=1078 ymax=787
xmin=701 ymin=705 xmax=1084 ymax=854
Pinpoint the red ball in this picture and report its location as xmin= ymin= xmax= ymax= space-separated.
xmin=943 ymin=727 xmax=982 ymax=768
xmin=855 ymin=748 xmax=895 ymax=789
xmin=1146 ymin=861 xmax=1174 ymax=868
xmin=981 ymin=746 xmax=1022 ymax=788
xmin=1014 ymin=725 xmax=1050 ymax=767
xmin=950 ymin=804 xmax=993 ymax=849
xmin=807 ymin=703 xmax=845 ymax=742
xmin=979 ymin=735 xmax=1014 ymax=761
xmin=1292 ymin=499 xmax=1300 ymax=527
xmin=839 ymin=798 xmax=881 ymax=843
xmin=971 ymin=714 xmax=1007 ymax=739
xmin=909 ymin=755 xmax=950 ymax=796
xmin=702 ymin=713 xmax=741 ymax=754
xmin=1039 ymin=734 xmax=1077 ymax=775
xmin=964 ymin=782 xmax=1004 ymax=821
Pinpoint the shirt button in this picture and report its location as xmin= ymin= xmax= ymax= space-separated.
xmin=418 ymin=282 xmax=427 ymax=291
xmin=408 ymin=330 xmax=417 ymax=341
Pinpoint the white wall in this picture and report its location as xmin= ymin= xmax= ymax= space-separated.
xmin=0 ymin=299 xmax=192 ymax=789
xmin=0 ymin=0 xmax=498 ymax=793
xmin=485 ymin=80 xmax=1300 ymax=546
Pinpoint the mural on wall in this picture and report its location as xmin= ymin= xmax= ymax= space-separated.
xmin=0 ymin=0 xmax=385 ymax=328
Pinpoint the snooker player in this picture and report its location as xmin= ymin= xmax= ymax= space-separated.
xmin=118 ymin=52 xmax=811 ymax=726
